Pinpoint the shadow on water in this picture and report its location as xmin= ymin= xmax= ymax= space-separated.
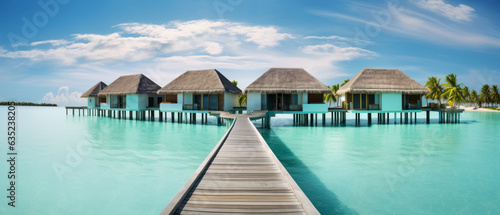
xmin=258 ymin=129 xmax=359 ymax=215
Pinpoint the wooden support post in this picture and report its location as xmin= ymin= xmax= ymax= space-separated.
xmin=387 ymin=113 xmax=390 ymax=124
xmin=426 ymin=111 xmax=430 ymax=124
xmin=368 ymin=113 xmax=371 ymax=125
xmin=344 ymin=112 xmax=346 ymax=125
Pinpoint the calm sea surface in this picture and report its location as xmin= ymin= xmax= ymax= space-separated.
xmin=0 ymin=107 xmax=499 ymax=214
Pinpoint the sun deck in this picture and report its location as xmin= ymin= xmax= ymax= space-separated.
xmin=161 ymin=114 xmax=319 ymax=214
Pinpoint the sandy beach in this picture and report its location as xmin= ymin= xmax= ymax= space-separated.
xmin=459 ymin=106 xmax=500 ymax=112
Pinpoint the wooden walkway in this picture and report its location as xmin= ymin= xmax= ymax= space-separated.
xmin=161 ymin=114 xmax=319 ymax=214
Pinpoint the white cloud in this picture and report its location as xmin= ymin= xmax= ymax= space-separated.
xmin=31 ymin=40 xmax=70 ymax=46
xmin=152 ymin=43 xmax=375 ymax=80
xmin=310 ymin=9 xmax=500 ymax=48
xmin=305 ymin=35 xmax=350 ymax=41
xmin=305 ymin=35 xmax=375 ymax=45
xmin=391 ymin=10 xmax=500 ymax=47
xmin=413 ymin=0 xmax=475 ymax=22
xmin=1 ymin=19 xmax=376 ymax=93
xmin=0 ymin=20 xmax=292 ymax=64
xmin=302 ymin=44 xmax=375 ymax=60
xmin=203 ymin=42 xmax=223 ymax=55
xmin=40 ymin=86 xmax=85 ymax=106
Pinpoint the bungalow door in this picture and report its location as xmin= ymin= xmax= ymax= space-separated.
xmin=209 ymin=94 xmax=217 ymax=110
xmin=202 ymin=95 xmax=209 ymax=110
xmin=267 ymin=94 xmax=276 ymax=110
xmin=193 ymin=95 xmax=201 ymax=110
xmin=277 ymin=93 xmax=283 ymax=110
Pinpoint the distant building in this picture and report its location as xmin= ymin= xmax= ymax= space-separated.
xmin=157 ymin=69 xmax=241 ymax=112
xmin=337 ymin=69 xmax=430 ymax=112
xmin=244 ymin=68 xmax=332 ymax=113
xmin=98 ymin=74 xmax=162 ymax=110
xmin=80 ymin=81 xmax=107 ymax=109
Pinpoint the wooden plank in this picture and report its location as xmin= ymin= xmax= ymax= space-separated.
xmin=191 ymin=191 xmax=296 ymax=196
xmin=180 ymin=208 xmax=306 ymax=214
xmin=181 ymin=207 xmax=304 ymax=213
xmin=188 ymin=194 xmax=298 ymax=202
xmin=185 ymin=201 xmax=301 ymax=206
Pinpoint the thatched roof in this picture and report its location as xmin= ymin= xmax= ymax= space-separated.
xmin=244 ymin=68 xmax=332 ymax=94
xmin=81 ymin=81 xmax=107 ymax=98
xmin=337 ymin=69 xmax=430 ymax=95
xmin=157 ymin=69 xmax=241 ymax=94
xmin=98 ymin=74 xmax=160 ymax=96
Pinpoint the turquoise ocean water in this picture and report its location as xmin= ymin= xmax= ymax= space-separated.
xmin=1 ymin=107 xmax=499 ymax=214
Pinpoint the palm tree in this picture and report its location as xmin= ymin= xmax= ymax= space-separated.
xmin=491 ymin=85 xmax=500 ymax=108
xmin=324 ymin=85 xmax=336 ymax=108
xmin=470 ymin=90 xmax=479 ymax=108
xmin=480 ymin=84 xmax=490 ymax=107
xmin=341 ymin=79 xmax=350 ymax=87
xmin=238 ymin=94 xmax=247 ymax=107
xmin=425 ymin=76 xmax=444 ymax=104
xmin=331 ymin=84 xmax=340 ymax=106
xmin=231 ymin=80 xmax=246 ymax=107
xmin=461 ymin=86 xmax=470 ymax=106
xmin=443 ymin=74 xmax=464 ymax=108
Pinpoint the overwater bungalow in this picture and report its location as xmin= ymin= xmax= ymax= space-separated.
xmin=245 ymin=68 xmax=332 ymax=113
xmin=97 ymin=74 xmax=162 ymax=110
xmin=337 ymin=68 xmax=430 ymax=111
xmin=157 ymin=69 xmax=241 ymax=112
xmin=80 ymin=81 xmax=107 ymax=109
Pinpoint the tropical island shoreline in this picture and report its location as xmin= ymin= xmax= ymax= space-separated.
xmin=0 ymin=101 xmax=57 ymax=106
xmin=459 ymin=106 xmax=500 ymax=112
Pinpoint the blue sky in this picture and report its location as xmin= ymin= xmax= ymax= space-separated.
xmin=1 ymin=0 xmax=499 ymax=105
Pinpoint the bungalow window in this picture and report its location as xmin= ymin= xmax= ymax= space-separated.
xmin=165 ymin=94 xmax=177 ymax=103
xmin=368 ymin=94 xmax=375 ymax=104
xmin=148 ymin=96 xmax=160 ymax=108
xmin=307 ymin=93 xmax=324 ymax=104
xmin=291 ymin=94 xmax=299 ymax=105
xmin=99 ymin=97 xmax=106 ymax=104
xmin=261 ymin=94 xmax=266 ymax=110
xmin=361 ymin=94 xmax=367 ymax=109
xmin=148 ymin=97 xmax=154 ymax=107
xmin=353 ymin=94 xmax=360 ymax=109
xmin=403 ymin=94 xmax=422 ymax=109
xmin=157 ymin=97 xmax=162 ymax=106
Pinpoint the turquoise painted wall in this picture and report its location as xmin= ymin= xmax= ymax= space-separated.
xmin=381 ymin=93 xmax=402 ymax=111
xmin=126 ymin=94 xmax=148 ymax=110
xmin=87 ymin=97 xmax=96 ymax=108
